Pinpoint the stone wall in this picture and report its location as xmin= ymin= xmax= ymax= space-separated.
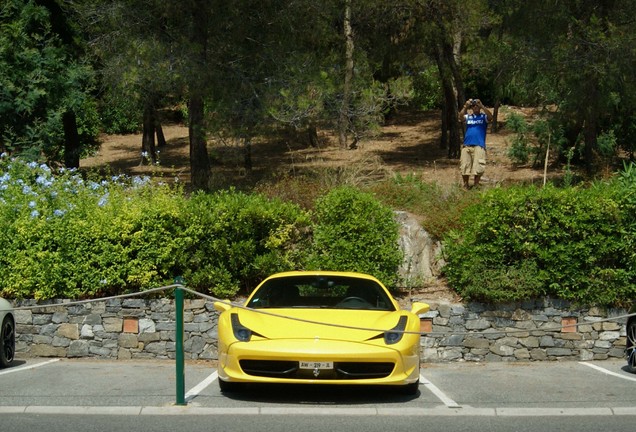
xmin=418 ymin=298 xmax=628 ymax=362
xmin=12 ymin=297 xmax=629 ymax=363
xmin=14 ymin=298 xmax=217 ymax=360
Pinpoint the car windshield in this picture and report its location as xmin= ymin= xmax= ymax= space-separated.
xmin=246 ymin=275 xmax=396 ymax=311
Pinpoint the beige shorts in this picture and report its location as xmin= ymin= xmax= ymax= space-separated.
xmin=460 ymin=146 xmax=486 ymax=176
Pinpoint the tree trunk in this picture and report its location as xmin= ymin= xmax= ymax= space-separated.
xmin=188 ymin=0 xmax=211 ymax=190
xmin=338 ymin=0 xmax=354 ymax=149
xmin=435 ymin=45 xmax=461 ymax=159
xmin=62 ymin=111 xmax=80 ymax=169
xmin=440 ymin=105 xmax=448 ymax=149
xmin=243 ymin=137 xmax=252 ymax=172
xmin=308 ymin=124 xmax=319 ymax=147
xmin=155 ymin=110 xmax=166 ymax=148
xmin=188 ymin=95 xmax=211 ymax=189
xmin=142 ymin=104 xmax=157 ymax=165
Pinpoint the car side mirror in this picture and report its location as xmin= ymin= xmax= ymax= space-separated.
xmin=410 ymin=301 xmax=430 ymax=316
xmin=213 ymin=301 xmax=231 ymax=313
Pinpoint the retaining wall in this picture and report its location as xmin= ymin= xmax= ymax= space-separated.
xmin=12 ymin=297 xmax=629 ymax=363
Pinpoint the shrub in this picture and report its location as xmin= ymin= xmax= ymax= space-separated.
xmin=0 ymin=156 xmax=185 ymax=299
xmin=443 ymin=183 xmax=636 ymax=306
xmin=307 ymin=186 xmax=403 ymax=289
xmin=369 ymin=173 xmax=480 ymax=239
xmin=178 ymin=190 xmax=311 ymax=298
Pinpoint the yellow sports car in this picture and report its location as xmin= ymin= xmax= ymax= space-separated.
xmin=214 ymin=271 xmax=429 ymax=394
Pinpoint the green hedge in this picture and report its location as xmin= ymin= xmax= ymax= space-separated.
xmin=307 ymin=186 xmax=403 ymax=288
xmin=443 ymin=178 xmax=636 ymax=306
xmin=0 ymin=158 xmax=402 ymax=299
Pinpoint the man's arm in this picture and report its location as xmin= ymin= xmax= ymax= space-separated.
xmin=458 ymin=101 xmax=470 ymax=122
xmin=477 ymin=100 xmax=493 ymax=122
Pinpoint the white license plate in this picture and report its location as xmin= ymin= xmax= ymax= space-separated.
xmin=299 ymin=361 xmax=333 ymax=370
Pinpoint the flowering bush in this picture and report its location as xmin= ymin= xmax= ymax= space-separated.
xmin=0 ymin=155 xmax=310 ymax=299
xmin=0 ymin=154 xmax=179 ymax=299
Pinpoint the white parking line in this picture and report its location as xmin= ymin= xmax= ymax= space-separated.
xmin=579 ymin=362 xmax=636 ymax=383
xmin=419 ymin=373 xmax=461 ymax=408
xmin=185 ymin=370 xmax=218 ymax=402
xmin=0 ymin=359 xmax=60 ymax=376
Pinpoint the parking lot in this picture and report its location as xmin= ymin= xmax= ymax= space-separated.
xmin=1 ymin=357 xmax=635 ymax=416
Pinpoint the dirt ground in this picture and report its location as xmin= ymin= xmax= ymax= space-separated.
xmin=81 ymin=107 xmax=548 ymax=304
xmin=82 ymin=107 xmax=549 ymax=190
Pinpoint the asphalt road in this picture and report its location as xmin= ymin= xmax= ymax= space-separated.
xmin=0 ymin=357 xmax=635 ymax=432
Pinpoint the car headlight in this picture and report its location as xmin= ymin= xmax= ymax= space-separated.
xmin=384 ymin=316 xmax=408 ymax=345
xmin=231 ymin=313 xmax=253 ymax=342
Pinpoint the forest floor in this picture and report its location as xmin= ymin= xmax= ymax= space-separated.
xmin=81 ymin=106 xmax=552 ymax=304
xmin=82 ymin=107 xmax=551 ymax=190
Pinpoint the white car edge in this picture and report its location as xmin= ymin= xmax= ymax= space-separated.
xmin=0 ymin=297 xmax=15 ymax=367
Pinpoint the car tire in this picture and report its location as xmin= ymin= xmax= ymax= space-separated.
xmin=1 ymin=315 xmax=15 ymax=368
xmin=627 ymin=318 xmax=636 ymax=374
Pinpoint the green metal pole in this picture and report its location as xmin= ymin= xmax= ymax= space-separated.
xmin=175 ymin=286 xmax=185 ymax=405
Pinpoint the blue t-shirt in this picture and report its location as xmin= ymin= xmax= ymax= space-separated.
xmin=463 ymin=113 xmax=488 ymax=148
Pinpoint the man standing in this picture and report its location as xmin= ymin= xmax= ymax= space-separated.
xmin=458 ymin=98 xmax=493 ymax=188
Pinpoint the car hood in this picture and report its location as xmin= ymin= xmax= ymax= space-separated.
xmin=232 ymin=308 xmax=407 ymax=342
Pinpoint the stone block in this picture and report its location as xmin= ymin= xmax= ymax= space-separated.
xmin=514 ymin=348 xmax=531 ymax=359
xmin=119 ymin=333 xmax=139 ymax=348
xmin=560 ymin=332 xmax=583 ymax=340
xmin=518 ymin=336 xmax=539 ymax=348
xmin=103 ymin=317 xmax=122 ymax=332
xmin=83 ymin=314 xmax=102 ymax=325
xmin=464 ymin=337 xmax=490 ymax=349
xmin=599 ymin=331 xmax=620 ymax=341
xmin=139 ymin=332 xmax=161 ymax=343
xmin=51 ymin=312 xmax=68 ymax=324
xmin=185 ymin=335 xmax=206 ymax=354
xmin=30 ymin=344 xmax=67 ymax=357
xmin=579 ymin=349 xmax=594 ymax=361
xmin=139 ymin=318 xmax=156 ymax=333
xmin=14 ymin=309 xmax=33 ymax=324
xmin=33 ymin=335 xmax=53 ymax=344
xmin=68 ymin=340 xmax=90 ymax=357
xmin=490 ymin=343 xmax=515 ymax=356
xmin=52 ymin=336 xmax=71 ymax=347
xmin=33 ymin=314 xmax=52 ymax=325
xmin=539 ymin=336 xmax=555 ymax=347
xmin=118 ymin=348 xmax=132 ymax=360
xmin=530 ymin=348 xmax=547 ymax=360
xmin=145 ymin=341 xmax=168 ymax=355
xmin=89 ymin=345 xmax=114 ymax=357
xmin=56 ymin=323 xmax=79 ymax=340
xmin=465 ymin=318 xmax=491 ymax=330
xmin=546 ymin=348 xmax=572 ymax=356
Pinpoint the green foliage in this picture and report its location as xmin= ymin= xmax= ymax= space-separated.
xmin=178 ymin=190 xmax=311 ymax=298
xmin=98 ymin=94 xmax=141 ymax=134
xmin=412 ymin=66 xmax=442 ymax=110
xmin=0 ymin=0 xmax=99 ymax=162
xmin=307 ymin=186 xmax=403 ymax=289
xmin=505 ymin=112 xmax=531 ymax=164
xmin=368 ymin=173 xmax=479 ymax=239
xmin=443 ymin=182 xmax=636 ymax=306
xmin=0 ymin=157 xmax=311 ymax=299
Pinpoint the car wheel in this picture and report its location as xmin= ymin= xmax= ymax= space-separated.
xmin=1 ymin=315 xmax=15 ymax=368
xmin=627 ymin=318 xmax=636 ymax=374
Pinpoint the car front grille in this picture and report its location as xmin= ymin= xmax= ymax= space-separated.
xmin=239 ymin=360 xmax=395 ymax=380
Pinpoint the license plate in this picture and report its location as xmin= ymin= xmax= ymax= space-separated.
xmin=299 ymin=361 xmax=333 ymax=370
